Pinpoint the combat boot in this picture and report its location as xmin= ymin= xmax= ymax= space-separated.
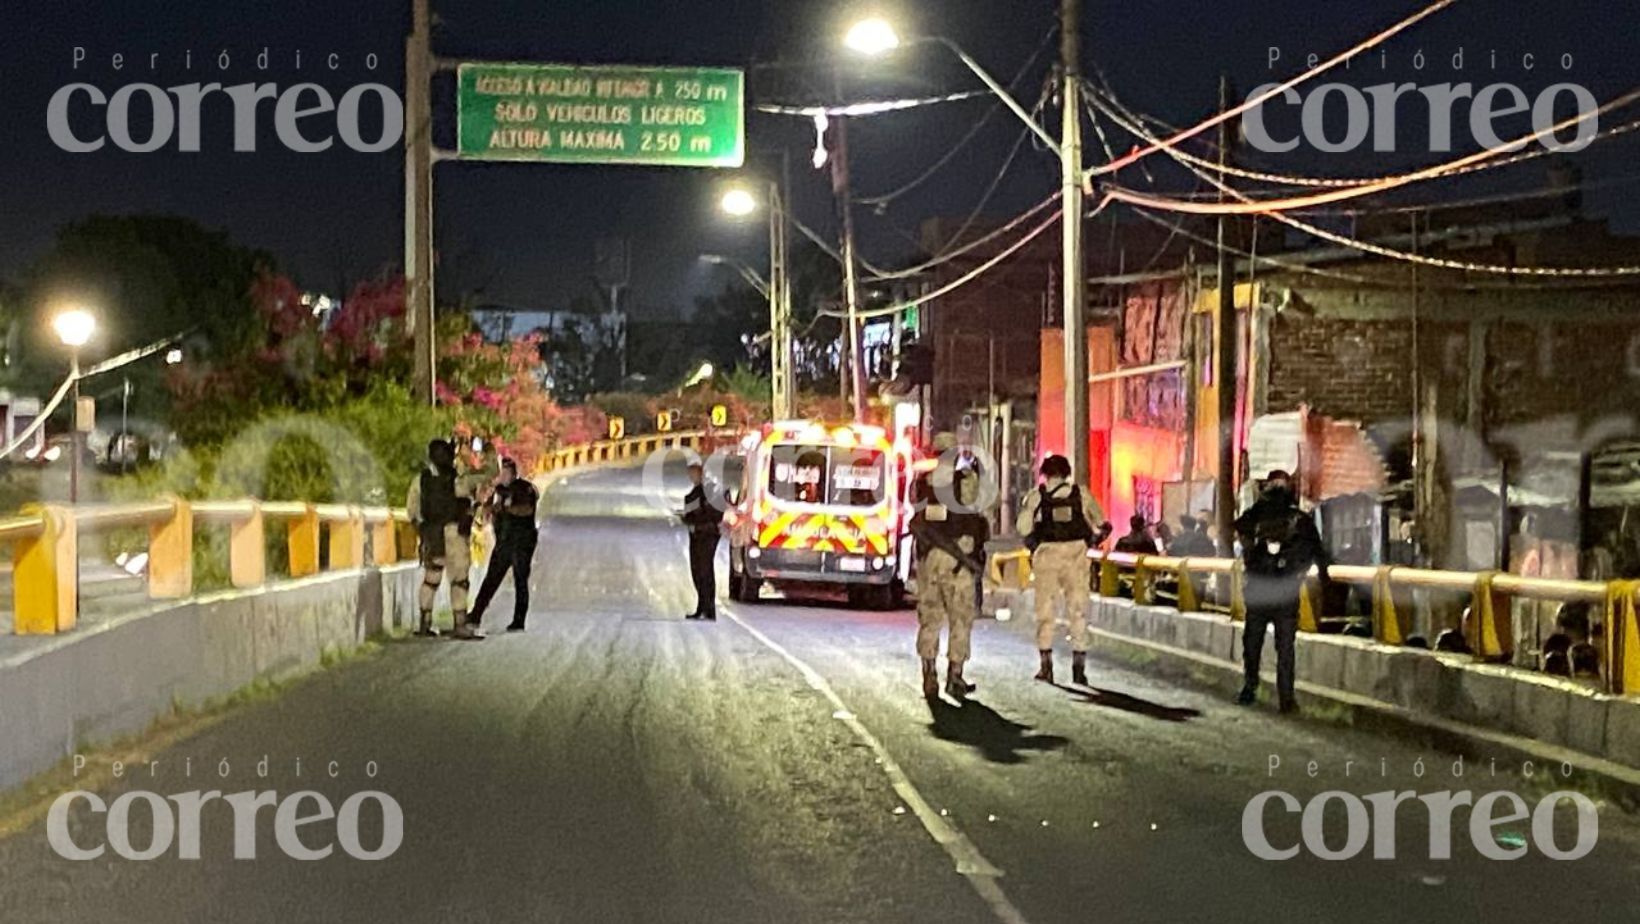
xmin=921 ymin=658 xmax=939 ymax=700
xmin=1071 ymin=651 xmax=1088 ymax=686
xmin=945 ymin=661 xmax=975 ymax=700
xmin=1034 ymin=650 xmax=1054 ymax=683
xmin=415 ymin=610 xmax=439 ymax=638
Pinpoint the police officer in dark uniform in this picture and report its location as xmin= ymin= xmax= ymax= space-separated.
xmin=1233 ymin=469 xmax=1331 ymax=713
xmin=468 ymin=457 xmax=540 ymax=633
xmin=678 ymin=461 xmax=726 ymax=620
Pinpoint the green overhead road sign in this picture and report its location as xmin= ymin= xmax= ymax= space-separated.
xmin=457 ymin=62 xmax=745 ymax=168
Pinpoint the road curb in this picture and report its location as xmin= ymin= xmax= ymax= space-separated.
xmin=1083 ymin=623 xmax=1640 ymax=809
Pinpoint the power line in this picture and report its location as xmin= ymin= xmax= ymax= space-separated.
xmin=858 ymin=24 xmax=1058 ymax=207
xmin=824 ymin=201 xmax=1087 ymax=320
xmin=1102 ymin=87 xmax=1640 ymax=216
xmin=858 ymin=81 xmax=1056 ymax=280
xmin=1116 ymin=105 xmax=1640 ymax=278
xmin=1085 ymin=0 xmax=1467 ymax=180
xmin=754 ymin=89 xmax=990 ymax=118
xmin=861 ymin=191 xmax=1061 ymax=281
xmin=1087 ymin=80 xmax=1640 ymax=193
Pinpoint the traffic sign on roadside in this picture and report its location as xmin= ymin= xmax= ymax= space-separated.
xmin=457 ymin=62 xmax=745 ymax=168
xmin=710 ymin=404 xmax=728 ymax=428
xmin=608 ymin=416 xmax=626 ymax=441
xmin=656 ymin=410 xmax=674 ymax=433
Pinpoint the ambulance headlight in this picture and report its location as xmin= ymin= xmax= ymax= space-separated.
xmin=748 ymin=546 xmax=762 ymax=560
xmin=872 ymin=556 xmax=887 ymax=569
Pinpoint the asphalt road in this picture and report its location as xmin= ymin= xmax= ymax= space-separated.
xmin=3 ymin=463 xmax=1640 ymax=923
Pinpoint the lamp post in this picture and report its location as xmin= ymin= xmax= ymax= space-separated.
xmin=847 ymin=10 xmax=1089 ymax=486
xmin=51 ymin=308 xmax=96 ymax=504
xmin=715 ymin=182 xmax=795 ymax=421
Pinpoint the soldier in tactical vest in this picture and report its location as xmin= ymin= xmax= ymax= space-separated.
xmin=1016 ymin=455 xmax=1110 ymax=684
xmin=910 ymin=433 xmax=991 ymax=700
xmin=1233 ymin=469 xmax=1331 ymax=713
xmin=406 ymin=439 xmax=478 ymax=639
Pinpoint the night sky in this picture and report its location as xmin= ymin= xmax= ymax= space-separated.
xmin=1 ymin=0 xmax=1635 ymax=337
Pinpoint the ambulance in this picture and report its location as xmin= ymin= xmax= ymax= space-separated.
xmin=727 ymin=421 xmax=916 ymax=609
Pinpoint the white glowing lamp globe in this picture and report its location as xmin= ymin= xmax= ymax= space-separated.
xmin=720 ymin=188 xmax=758 ymax=217
xmin=845 ymin=18 xmax=901 ymax=56
xmin=52 ymin=309 xmax=96 ymax=348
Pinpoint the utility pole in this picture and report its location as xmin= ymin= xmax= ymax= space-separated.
xmin=1214 ymin=74 xmax=1239 ymax=551
xmin=1060 ymin=0 xmax=1089 ymax=487
xmin=769 ymin=178 xmax=795 ymax=420
xmin=831 ymin=89 xmax=869 ymax=423
xmin=405 ymin=0 xmax=436 ymax=405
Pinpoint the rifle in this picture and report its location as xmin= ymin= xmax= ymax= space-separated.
xmin=911 ymin=521 xmax=985 ymax=576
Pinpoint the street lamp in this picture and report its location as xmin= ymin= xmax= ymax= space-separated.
xmin=713 ymin=181 xmax=795 ymax=421
xmin=51 ymin=307 xmax=96 ymax=503
xmin=719 ymin=187 xmax=758 ymax=218
xmin=843 ymin=17 xmax=901 ymax=56
xmin=847 ymin=11 xmax=1089 ymax=488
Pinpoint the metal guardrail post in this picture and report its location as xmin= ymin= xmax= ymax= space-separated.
xmin=1297 ymin=577 xmax=1320 ymax=633
xmin=371 ymin=515 xmax=397 ymax=566
xmin=1371 ymin=566 xmax=1404 ymax=645
xmin=289 ymin=504 xmax=321 ymax=578
xmin=1098 ymin=554 xmax=1120 ymax=598
xmin=329 ymin=506 xmax=366 ymax=570
xmin=147 ymin=495 xmax=193 ymax=599
xmin=1470 ymin=571 xmax=1510 ymax=660
xmin=395 ymin=520 xmax=419 ymax=563
xmin=1603 ymin=581 xmax=1640 ymax=696
xmin=230 ymin=502 xmax=266 ymax=588
xmin=1132 ymin=555 xmax=1153 ymax=606
xmin=12 ymin=505 xmax=75 ymax=635
xmin=1177 ymin=560 xmax=1200 ymax=612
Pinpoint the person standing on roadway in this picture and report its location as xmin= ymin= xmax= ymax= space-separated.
xmin=678 ymin=460 xmax=727 ymax=621
xmin=1233 ymin=469 xmax=1331 ymax=713
xmin=910 ymin=434 xmax=990 ymax=700
xmin=467 ymin=457 xmax=540 ymax=634
xmin=1016 ymin=455 xmax=1108 ymax=685
xmin=407 ymin=438 xmax=477 ymax=639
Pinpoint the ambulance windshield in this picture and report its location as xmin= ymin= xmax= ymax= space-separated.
xmin=768 ymin=444 xmax=886 ymax=507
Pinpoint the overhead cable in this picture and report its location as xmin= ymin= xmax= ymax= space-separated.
xmin=858 ymin=24 xmax=1058 ymax=207
xmin=1084 ymin=0 xmax=1466 ymax=180
xmin=1101 ymin=87 xmax=1640 ymax=216
xmin=826 ymin=201 xmax=1097 ymax=320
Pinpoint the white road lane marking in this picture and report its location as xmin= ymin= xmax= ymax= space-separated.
xmin=723 ymin=608 xmax=1032 ymax=924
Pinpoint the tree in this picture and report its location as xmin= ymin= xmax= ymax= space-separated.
xmin=14 ymin=215 xmax=271 ymax=417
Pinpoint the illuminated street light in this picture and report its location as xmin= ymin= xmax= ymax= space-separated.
xmin=50 ymin=306 xmax=96 ymax=506
xmin=683 ymin=361 xmax=715 ymax=390
xmin=719 ymin=187 xmax=758 ymax=217
xmin=52 ymin=308 xmax=96 ymax=348
xmin=844 ymin=17 xmax=901 ymax=56
xmin=165 ymin=348 xmax=184 ymax=365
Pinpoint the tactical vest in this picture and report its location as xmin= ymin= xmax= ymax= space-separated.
xmin=1033 ymin=485 xmax=1093 ymax=545
xmin=420 ymin=466 xmax=470 ymax=531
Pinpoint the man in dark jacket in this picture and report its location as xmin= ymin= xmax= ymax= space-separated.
xmin=468 ymin=457 xmax=540 ymax=633
xmin=678 ymin=461 xmax=726 ymax=620
xmin=1167 ymin=515 xmax=1217 ymax=558
xmin=1233 ymin=470 xmax=1330 ymax=713
xmin=1114 ymin=515 xmax=1159 ymax=555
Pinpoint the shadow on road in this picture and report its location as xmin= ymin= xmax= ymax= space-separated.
xmin=926 ymin=698 xmax=1069 ymax=764
xmin=1052 ymin=683 xmax=1203 ymax=722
